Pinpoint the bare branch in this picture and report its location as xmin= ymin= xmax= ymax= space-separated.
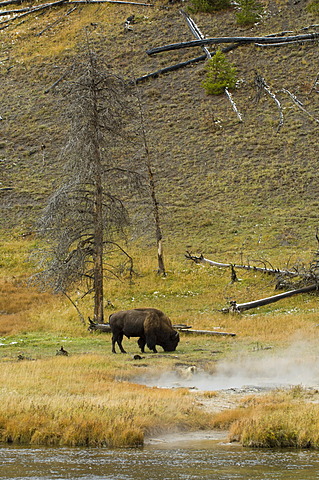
xmin=282 ymin=88 xmax=319 ymax=125
xmin=225 ymin=87 xmax=243 ymax=122
xmin=254 ymin=73 xmax=284 ymax=132
xmin=185 ymin=251 xmax=299 ymax=277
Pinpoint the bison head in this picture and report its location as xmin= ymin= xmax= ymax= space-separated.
xmin=159 ymin=330 xmax=180 ymax=352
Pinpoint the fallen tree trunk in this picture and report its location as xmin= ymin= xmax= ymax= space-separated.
xmin=222 ymin=284 xmax=318 ymax=313
xmin=0 ymin=6 xmax=34 ymax=13
xmin=69 ymin=0 xmax=154 ymax=5
xmin=0 ymin=0 xmax=68 ymax=28
xmin=88 ymin=320 xmax=112 ymax=332
xmin=180 ymin=9 xmax=211 ymax=59
xmin=134 ymin=54 xmax=207 ymax=83
xmin=146 ymin=33 xmax=319 ymax=55
xmin=134 ymin=42 xmax=241 ymax=83
xmin=178 ymin=328 xmax=236 ymax=336
xmin=0 ymin=0 xmax=23 ymax=6
xmin=282 ymin=88 xmax=319 ymax=124
xmin=185 ymin=252 xmax=299 ymax=277
xmin=180 ymin=10 xmax=242 ymax=123
xmin=88 ymin=320 xmax=236 ymax=336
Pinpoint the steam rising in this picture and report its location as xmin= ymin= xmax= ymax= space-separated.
xmin=135 ymin=343 xmax=319 ymax=391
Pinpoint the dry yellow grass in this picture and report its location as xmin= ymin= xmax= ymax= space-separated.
xmin=0 ymin=354 xmax=213 ymax=447
xmin=226 ymin=388 xmax=319 ymax=448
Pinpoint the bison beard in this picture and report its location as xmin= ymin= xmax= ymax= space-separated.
xmin=109 ymin=308 xmax=180 ymax=354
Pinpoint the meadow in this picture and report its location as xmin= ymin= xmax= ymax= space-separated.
xmin=2 ymin=231 xmax=319 ymax=448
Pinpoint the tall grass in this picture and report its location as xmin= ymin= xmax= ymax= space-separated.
xmin=225 ymin=388 xmax=319 ymax=449
xmin=0 ymin=355 xmax=213 ymax=447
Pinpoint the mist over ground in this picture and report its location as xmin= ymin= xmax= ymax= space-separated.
xmin=135 ymin=342 xmax=319 ymax=391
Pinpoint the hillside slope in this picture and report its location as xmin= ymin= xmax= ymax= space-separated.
xmin=1 ymin=0 xmax=319 ymax=255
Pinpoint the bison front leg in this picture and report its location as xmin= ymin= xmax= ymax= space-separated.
xmin=112 ymin=332 xmax=127 ymax=354
xmin=146 ymin=334 xmax=158 ymax=353
xmin=137 ymin=336 xmax=146 ymax=353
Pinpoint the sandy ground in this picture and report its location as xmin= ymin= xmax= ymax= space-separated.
xmin=145 ymin=386 xmax=269 ymax=445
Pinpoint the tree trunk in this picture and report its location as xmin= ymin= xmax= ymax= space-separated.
xmin=89 ymin=48 xmax=104 ymax=323
xmin=93 ymin=179 xmax=104 ymax=323
xmin=135 ymin=84 xmax=166 ymax=275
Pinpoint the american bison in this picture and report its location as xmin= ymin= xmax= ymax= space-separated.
xmin=109 ymin=308 xmax=180 ymax=354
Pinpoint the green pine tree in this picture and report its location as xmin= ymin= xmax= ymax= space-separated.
xmin=202 ymin=51 xmax=237 ymax=95
xmin=236 ymin=0 xmax=264 ymax=26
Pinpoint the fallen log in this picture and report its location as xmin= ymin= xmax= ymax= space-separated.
xmin=0 ymin=6 xmax=33 ymax=13
xmin=255 ymin=73 xmax=283 ymax=132
xmin=0 ymin=0 xmax=23 ymax=6
xmin=282 ymin=88 xmax=319 ymax=124
xmin=179 ymin=328 xmax=236 ymax=337
xmin=180 ymin=9 xmax=211 ymax=59
xmin=134 ymin=43 xmax=241 ymax=83
xmin=0 ymin=0 xmax=68 ymax=29
xmin=185 ymin=252 xmax=299 ymax=277
xmin=87 ymin=320 xmax=236 ymax=336
xmin=146 ymin=33 xmax=319 ymax=55
xmin=180 ymin=10 xmax=242 ymax=123
xmin=222 ymin=284 xmax=318 ymax=313
xmin=134 ymin=54 xmax=207 ymax=83
xmin=88 ymin=319 xmax=111 ymax=332
xmin=69 ymin=0 xmax=154 ymax=5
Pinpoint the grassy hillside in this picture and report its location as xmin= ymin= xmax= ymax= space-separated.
xmin=1 ymin=0 xmax=319 ymax=249
xmin=1 ymin=0 xmax=319 ymax=340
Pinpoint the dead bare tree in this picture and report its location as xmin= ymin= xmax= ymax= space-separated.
xmin=186 ymin=232 xmax=319 ymax=313
xmin=134 ymin=84 xmax=166 ymax=275
xmin=34 ymin=44 xmax=141 ymax=323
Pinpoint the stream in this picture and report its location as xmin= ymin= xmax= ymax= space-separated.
xmin=2 ymin=440 xmax=319 ymax=480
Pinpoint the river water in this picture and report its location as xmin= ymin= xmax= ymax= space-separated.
xmin=2 ymin=438 xmax=319 ymax=480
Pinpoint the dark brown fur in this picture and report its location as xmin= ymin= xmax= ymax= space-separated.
xmin=109 ymin=308 xmax=180 ymax=354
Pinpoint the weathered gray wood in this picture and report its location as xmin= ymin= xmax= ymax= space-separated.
xmin=69 ymin=0 xmax=153 ymax=5
xmin=0 ymin=6 xmax=32 ymax=13
xmin=179 ymin=328 xmax=236 ymax=336
xmin=180 ymin=9 xmax=211 ymax=59
xmin=223 ymin=284 xmax=318 ymax=313
xmin=185 ymin=252 xmax=299 ymax=277
xmin=0 ymin=0 xmax=68 ymax=28
xmin=282 ymin=88 xmax=319 ymax=124
xmin=88 ymin=320 xmax=236 ymax=336
xmin=88 ymin=321 xmax=112 ymax=332
xmin=0 ymin=0 xmax=23 ymax=6
xmin=146 ymin=33 xmax=319 ymax=55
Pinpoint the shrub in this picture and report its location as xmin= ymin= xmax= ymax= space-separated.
xmin=189 ymin=0 xmax=231 ymax=14
xmin=202 ymin=51 xmax=237 ymax=95
xmin=236 ymin=0 xmax=264 ymax=26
